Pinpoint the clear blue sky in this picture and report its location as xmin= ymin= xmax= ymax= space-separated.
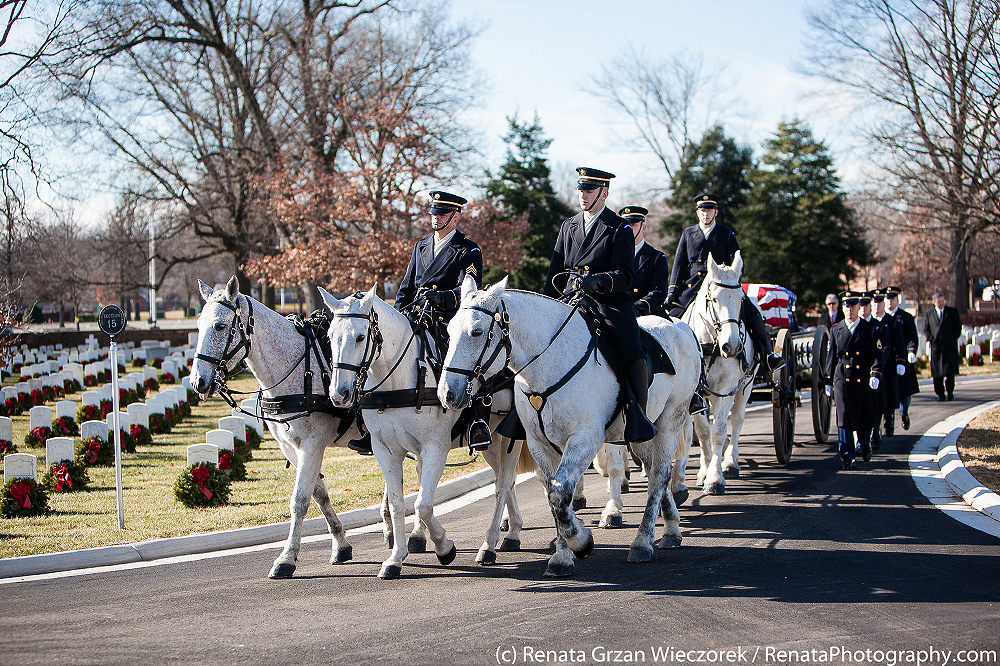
xmin=447 ymin=0 xmax=858 ymax=198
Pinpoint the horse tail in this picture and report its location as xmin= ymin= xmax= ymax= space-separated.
xmin=516 ymin=442 xmax=537 ymax=475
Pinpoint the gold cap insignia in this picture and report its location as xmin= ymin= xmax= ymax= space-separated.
xmin=434 ymin=193 xmax=441 ymax=199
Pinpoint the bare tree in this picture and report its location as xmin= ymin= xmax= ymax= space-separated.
xmin=805 ymin=0 xmax=1000 ymax=313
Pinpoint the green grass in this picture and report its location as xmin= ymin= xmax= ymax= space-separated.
xmin=0 ymin=368 xmax=488 ymax=558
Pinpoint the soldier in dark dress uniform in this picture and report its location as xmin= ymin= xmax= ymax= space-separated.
xmin=351 ymin=190 xmax=489 ymax=455
xmin=543 ymin=167 xmax=657 ymax=443
xmin=665 ymin=193 xmax=784 ymax=374
xmin=618 ymin=206 xmax=669 ymax=317
xmin=823 ymin=291 xmax=884 ymax=470
xmin=886 ymin=286 xmax=919 ymax=429
xmin=869 ymin=288 xmax=904 ymax=447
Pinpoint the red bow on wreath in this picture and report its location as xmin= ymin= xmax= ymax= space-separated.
xmin=32 ymin=427 xmax=48 ymax=446
xmin=191 ymin=466 xmax=213 ymax=499
xmin=54 ymin=463 xmax=73 ymax=492
xmin=86 ymin=439 xmax=101 ymax=464
xmin=10 ymin=481 xmax=31 ymax=509
xmin=218 ymin=452 xmax=232 ymax=471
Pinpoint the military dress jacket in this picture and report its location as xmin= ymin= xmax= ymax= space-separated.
xmin=395 ymin=230 xmax=483 ymax=321
xmin=892 ymin=308 xmax=920 ymax=397
xmin=631 ymin=242 xmax=670 ymax=317
xmin=922 ymin=306 xmax=962 ymax=377
xmin=872 ymin=313 xmax=904 ymax=412
xmin=668 ymin=223 xmax=741 ymax=314
xmin=824 ymin=318 xmax=884 ymax=432
xmin=543 ymin=207 xmax=642 ymax=365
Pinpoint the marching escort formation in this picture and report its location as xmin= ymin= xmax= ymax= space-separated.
xmin=186 ymin=166 xmax=941 ymax=581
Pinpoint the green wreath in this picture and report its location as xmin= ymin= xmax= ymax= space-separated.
xmin=130 ymin=423 xmax=153 ymax=448
xmin=173 ymin=462 xmax=231 ymax=508
xmin=1 ymin=478 xmax=49 ymax=518
xmin=24 ymin=426 xmax=52 ymax=448
xmin=76 ymin=436 xmax=115 ymax=467
xmin=218 ymin=450 xmax=247 ymax=482
xmin=42 ymin=459 xmax=90 ymax=493
xmin=245 ymin=426 xmax=262 ymax=450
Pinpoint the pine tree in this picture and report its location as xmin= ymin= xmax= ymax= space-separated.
xmin=739 ymin=119 xmax=872 ymax=312
xmin=661 ymin=125 xmax=754 ymax=257
xmin=483 ymin=116 xmax=573 ymax=291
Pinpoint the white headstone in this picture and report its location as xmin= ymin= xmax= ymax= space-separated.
xmin=64 ymin=363 xmax=84 ymax=386
xmin=1 ymin=387 xmax=16 ymax=404
xmin=182 ymin=376 xmax=192 ymax=391
xmin=132 ymin=349 xmax=147 ymax=363
xmin=147 ymin=346 xmax=168 ymax=362
xmin=188 ymin=332 xmax=199 ymax=347
xmin=146 ymin=399 xmax=164 ymax=416
xmin=98 ymin=384 xmax=113 ymax=403
xmin=239 ymin=399 xmax=266 ymax=436
xmin=81 ymin=391 xmax=101 ymax=407
xmin=162 ymin=359 xmax=178 ymax=379
xmin=29 ymin=406 xmax=52 ymax=431
xmin=3 ymin=453 xmax=37 ymax=483
xmin=12 ymin=353 xmax=22 ymax=365
xmin=218 ymin=416 xmax=247 ymax=443
xmin=143 ymin=366 xmax=158 ymax=381
xmin=81 ymin=420 xmax=108 ymax=442
xmin=186 ymin=443 xmax=219 ymax=466
xmin=206 ymin=429 xmax=235 ymax=452
xmin=68 ymin=352 xmax=79 ymax=363
xmin=0 ymin=416 xmax=12 ymax=442
xmin=128 ymin=403 xmax=149 ymax=429
xmin=14 ymin=381 xmax=28 ymax=395
xmin=55 ymin=400 xmax=76 ymax=420
xmin=45 ymin=438 xmax=75 ymax=469
xmin=107 ymin=411 xmax=130 ymax=434
xmin=27 ymin=378 xmax=42 ymax=394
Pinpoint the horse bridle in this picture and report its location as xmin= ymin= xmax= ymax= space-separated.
xmin=328 ymin=309 xmax=384 ymax=400
xmin=698 ymin=279 xmax=757 ymax=398
xmin=196 ymin=296 xmax=254 ymax=387
xmin=442 ymin=302 xmax=512 ymax=403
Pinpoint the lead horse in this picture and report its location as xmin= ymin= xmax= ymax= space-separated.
xmin=190 ymin=277 xmax=362 ymax=579
xmin=440 ymin=276 xmax=702 ymax=576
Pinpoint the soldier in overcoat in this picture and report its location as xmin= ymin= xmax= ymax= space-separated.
xmin=543 ymin=167 xmax=657 ymax=443
xmin=886 ymin=286 xmax=919 ymax=429
xmin=618 ymin=206 xmax=669 ymax=317
xmin=823 ymin=291 xmax=884 ymax=469
xmin=869 ymin=288 xmax=904 ymax=445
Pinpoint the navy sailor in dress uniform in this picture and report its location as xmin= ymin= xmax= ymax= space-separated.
xmin=618 ymin=206 xmax=669 ymax=317
xmin=543 ymin=167 xmax=657 ymax=443
xmin=823 ymin=291 xmax=884 ymax=470
xmin=886 ymin=286 xmax=919 ymax=430
xmin=665 ymin=193 xmax=784 ymax=374
xmin=351 ymin=190 xmax=490 ymax=455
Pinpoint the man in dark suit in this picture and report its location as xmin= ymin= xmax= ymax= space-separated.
xmin=816 ymin=293 xmax=844 ymax=329
xmin=823 ymin=291 xmax=884 ymax=470
xmin=922 ymin=291 xmax=962 ymax=401
xmin=618 ymin=205 xmax=669 ymax=317
xmin=665 ymin=193 xmax=783 ymax=373
xmin=886 ymin=286 xmax=919 ymax=429
xmin=543 ymin=167 xmax=657 ymax=443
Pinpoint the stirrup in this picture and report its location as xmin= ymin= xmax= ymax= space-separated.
xmin=688 ymin=393 xmax=708 ymax=415
xmin=765 ymin=353 xmax=785 ymax=372
xmin=468 ymin=419 xmax=491 ymax=451
xmin=347 ymin=432 xmax=373 ymax=456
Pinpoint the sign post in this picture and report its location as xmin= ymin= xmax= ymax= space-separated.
xmin=99 ymin=305 xmax=127 ymax=530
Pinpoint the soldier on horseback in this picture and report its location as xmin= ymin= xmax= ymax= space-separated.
xmin=665 ymin=193 xmax=784 ymax=375
xmin=618 ymin=206 xmax=670 ymax=318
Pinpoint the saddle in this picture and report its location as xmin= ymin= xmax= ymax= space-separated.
xmin=576 ymin=304 xmax=676 ymax=388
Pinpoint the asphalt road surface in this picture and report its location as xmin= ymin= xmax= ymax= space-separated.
xmin=2 ymin=377 xmax=999 ymax=666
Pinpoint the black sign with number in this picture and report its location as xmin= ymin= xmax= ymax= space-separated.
xmin=98 ymin=305 xmax=127 ymax=338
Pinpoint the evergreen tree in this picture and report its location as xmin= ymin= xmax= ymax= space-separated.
xmin=661 ymin=125 xmax=754 ymax=257
xmin=739 ymin=119 xmax=872 ymax=312
xmin=483 ymin=116 xmax=573 ymax=291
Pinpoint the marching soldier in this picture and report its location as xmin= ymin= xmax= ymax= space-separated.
xmin=543 ymin=167 xmax=657 ymax=443
xmin=886 ymin=286 xmax=919 ymax=429
xmin=823 ymin=291 xmax=884 ymax=470
xmin=618 ymin=206 xmax=669 ymax=317
xmin=869 ymin=288 xmax=903 ymax=446
xmin=351 ymin=190 xmax=490 ymax=455
xmin=665 ymin=193 xmax=784 ymax=374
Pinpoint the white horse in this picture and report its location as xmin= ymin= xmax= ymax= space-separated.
xmin=190 ymin=277 xmax=362 ymax=579
xmin=440 ymin=276 xmax=702 ymax=577
xmin=676 ymin=251 xmax=755 ymax=495
xmin=320 ymin=286 xmax=525 ymax=579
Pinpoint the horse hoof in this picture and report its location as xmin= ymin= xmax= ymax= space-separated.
xmin=621 ymin=481 xmax=630 ymax=493
xmin=499 ymin=518 xmax=509 ymax=532
xmin=572 ymin=497 xmax=587 ymax=510
xmin=722 ymin=467 xmax=740 ymax=479
xmin=599 ymin=514 xmax=622 ymax=528
xmin=332 ymin=546 xmax=353 ymax=564
xmin=548 ymin=538 xmax=557 ymax=554
xmin=672 ymin=488 xmax=689 ymax=507
xmin=627 ymin=545 xmax=653 ymax=563
xmin=657 ymin=535 xmax=682 ymax=549
xmin=477 ymin=549 xmax=497 ymax=566
xmin=269 ymin=562 xmax=296 ymax=579
xmin=571 ymin=533 xmax=594 ymax=560
xmin=378 ymin=564 xmax=402 ymax=579
xmin=498 ymin=538 xmax=521 ymax=552
xmin=407 ymin=535 xmax=427 ymax=553
xmin=705 ymin=482 xmax=725 ymax=495
xmin=543 ymin=561 xmax=575 ymax=577
xmin=437 ymin=544 xmax=458 ymax=566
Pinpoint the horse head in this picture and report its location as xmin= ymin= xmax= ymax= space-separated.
xmin=707 ymin=250 xmax=745 ymax=358
xmin=318 ymin=285 xmax=378 ymax=409
xmin=191 ymin=276 xmax=246 ymax=399
xmin=439 ymin=275 xmax=509 ymax=410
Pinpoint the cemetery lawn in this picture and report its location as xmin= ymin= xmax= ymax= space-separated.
xmin=956 ymin=406 xmax=1000 ymax=495
xmin=0 ymin=372 xmax=488 ymax=559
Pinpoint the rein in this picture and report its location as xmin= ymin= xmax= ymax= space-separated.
xmin=694 ymin=279 xmax=756 ymax=398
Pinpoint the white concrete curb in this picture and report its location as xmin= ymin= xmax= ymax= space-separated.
xmin=909 ymin=400 xmax=1000 ymax=538
xmin=0 ymin=466 xmax=499 ymax=579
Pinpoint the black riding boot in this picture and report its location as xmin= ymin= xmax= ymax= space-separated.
xmin=468 ymin=399 xmax=492 ymax=452
xmin=623 ymin=357 xmax=658 ymax=444
xmin=743 ymin=301 xmax=784 ymax=373
xmin=689 ymin=392 xmax=708 ymax=415
xmin=347 ymin=415 xmax=373 ymax=456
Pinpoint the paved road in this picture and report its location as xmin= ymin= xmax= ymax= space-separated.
xmin=2 ymin=378 xmax=999 ymax=666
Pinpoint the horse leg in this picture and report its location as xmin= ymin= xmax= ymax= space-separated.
xmin=723 ymin=387 xmax=750 ymax=479
xmin=694 ymin=411 xmax=712 ymax=488
xmin=412 ymin=442 xmax=456 ymax=566
xmin=476 ymin=439 xmax=521 ymax=564
xmin=598 ymin=443 xmax=625 ymax=528
xmin=572 ymin=476 xmax=586 ymax=511
xmin=380 ymin=485 xmax=393 ymax=550
xmin=703 ymin=394 xmax=734 ymax=494
xmin=372 ymin=444 xmax=409 ymax=579
xmin=543 ymin=433 xmax=602 ymax=577
xmin=310 ymin=474 xmax=353 ymax=565
xmin=269 ymin=440 xmax=324 ymax=579
xmin=670 ymin=417 xmax=692 ymax=507
xmin=406 ymin=457 xmax=428 ymax=554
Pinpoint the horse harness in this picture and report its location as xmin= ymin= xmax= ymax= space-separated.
xmin=695 ymin=279 xmax=757 ymax=399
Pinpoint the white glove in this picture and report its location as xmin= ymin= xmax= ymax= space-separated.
xmin=824 ymin=385 xmax=833 ymax=397
xmin=869 ymin=377 xmax=880 ymax=390
xmin=908 ymin=352 xmax=916 ymax=364
xmin=897 ymin=364 xmax=905 ymax=376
